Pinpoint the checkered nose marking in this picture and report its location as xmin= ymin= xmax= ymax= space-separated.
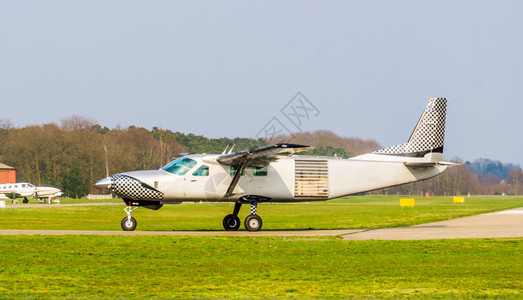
xmin=108 ymin=174 xmax=164 ymax=201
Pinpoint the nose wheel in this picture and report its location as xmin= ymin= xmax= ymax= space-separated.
xmin=121 ymin=205 xmax=138 ymax=231
xmin=121 ymin=216 xmax=137 ymax=231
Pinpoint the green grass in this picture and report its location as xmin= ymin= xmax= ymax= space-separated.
xmin=0 ymin=196 xmax=521 ymax=231
xmin=0 ymin=196 xmax=521 ymax=298
xmin=0 ymin=236 xmax=520 ymax=298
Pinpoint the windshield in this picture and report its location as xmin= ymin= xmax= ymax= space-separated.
xmin=162 ymin=157 xmax=197 ymax=175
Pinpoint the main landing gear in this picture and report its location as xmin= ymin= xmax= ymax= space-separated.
xmin=223 ymin=200 xmax=263 ymax=232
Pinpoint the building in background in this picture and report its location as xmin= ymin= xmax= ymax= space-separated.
xmin=0 ymin=163 xmax=16 ymax=184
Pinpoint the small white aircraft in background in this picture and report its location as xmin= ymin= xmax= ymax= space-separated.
xmin=97 ymin=97 xmax=455 ymax=231
xmin=35 ymin=186 xmax=64 ymax=202
xmin=0 ymin=183 xmax=63 ymax=203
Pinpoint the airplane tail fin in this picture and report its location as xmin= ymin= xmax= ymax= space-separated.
xmin=373 ymin=97 xmax=447 ymax=162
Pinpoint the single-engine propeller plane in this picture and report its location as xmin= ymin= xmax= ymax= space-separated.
xmin=96 ymin=97 xmax=454 ymax=231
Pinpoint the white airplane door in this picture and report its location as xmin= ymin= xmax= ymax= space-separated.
xmin=183 ymin=164 xmax=211 ymax=200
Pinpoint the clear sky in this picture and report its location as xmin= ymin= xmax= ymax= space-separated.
xmin=1 ymin=1 xmax=522 ymax=166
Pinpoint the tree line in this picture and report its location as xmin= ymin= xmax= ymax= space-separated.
xmin=379 ymin=161 xmax=522 ymax=196
xmin=0 ymin=117 xmax=521 ymax=197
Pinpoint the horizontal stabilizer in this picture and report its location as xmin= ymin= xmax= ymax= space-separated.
xmin=437 ymin=161 xmax=461 ymax=166
xmin=404 ymin=161 xmax=460 ymax=168
xmin=404 ymin=162 xmax=437 ymax=168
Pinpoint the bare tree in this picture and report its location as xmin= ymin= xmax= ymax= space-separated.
xmin=507 ymin=169 xmax=523 ymax=195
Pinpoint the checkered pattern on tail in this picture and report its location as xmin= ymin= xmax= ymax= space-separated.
xmin=374 ymin=98 xmax=447 ymax=155
xmin=109 ymin=174 xmax=163 ymax=201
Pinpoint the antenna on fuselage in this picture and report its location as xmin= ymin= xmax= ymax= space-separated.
xmin=227 ymin=144 xmax=235 ymax=154
xmin=222 ymin=145 xmax=229 ymax=155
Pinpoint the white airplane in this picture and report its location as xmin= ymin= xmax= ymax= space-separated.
xmin=35 ymin=186 xmax=64 ymax=201
xmin=97 ymin=97 xmax=455 ymax=231
xmin=0 ymin=183 xmax=37 ymax=200
xmin=0 ymin=182 xmax=63 ymax=202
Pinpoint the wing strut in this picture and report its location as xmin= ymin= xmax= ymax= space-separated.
xmin=220 ymin=143 xmax=311 ymax=198
xmin=225 ymin=154 xmax=249 ymax=197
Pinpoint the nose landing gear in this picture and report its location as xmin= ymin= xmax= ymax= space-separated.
xmin=121 ymin=205 xmax=138 ymax=231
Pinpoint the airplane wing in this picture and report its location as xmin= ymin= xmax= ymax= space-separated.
xmin=217 ymin=143 xmax=310 ymax=197
xmin=217 ymin=143 xmax=310 ymax=167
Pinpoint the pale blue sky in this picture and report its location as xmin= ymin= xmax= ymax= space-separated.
xmin=1 ymin=1 xmax=522 ymax=166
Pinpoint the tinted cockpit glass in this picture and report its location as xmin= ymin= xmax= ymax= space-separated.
xmin=162 ymin=157 xmax=197 ymax=175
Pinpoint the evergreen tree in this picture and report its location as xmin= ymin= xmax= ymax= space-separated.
xmin=62 ymin=165 xmax=85 ymax=198
xmin=42 ymin=171 xmax=57 ymax=187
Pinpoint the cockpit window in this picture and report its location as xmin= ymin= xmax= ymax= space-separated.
xmin=162 ymin=157 xmax=197 ymax=175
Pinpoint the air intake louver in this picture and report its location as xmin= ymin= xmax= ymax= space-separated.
xmin=294 ymin=159 xmax=329 ymax=198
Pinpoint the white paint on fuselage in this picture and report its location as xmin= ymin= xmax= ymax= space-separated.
xmin=0 ymin=183 xmax=63 ymax=199
xmin=36 ymin=187 xmax=64 ymax=198
xmin=120 ymin=153 xmax=447 ymax=204
xmin=328 ymin=158 xmax=446 ymax=198
xmin=0 ymin=182 xmax=37 ymax=198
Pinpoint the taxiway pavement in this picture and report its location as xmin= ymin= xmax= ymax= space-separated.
xmin=0 ymin=207 xmax=521 ymax=240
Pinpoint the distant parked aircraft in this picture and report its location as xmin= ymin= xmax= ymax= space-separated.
xmin=97 ymin=97 xmax=455 ymax=231
xmin=0 ymin=182 xmax=63 ymax=202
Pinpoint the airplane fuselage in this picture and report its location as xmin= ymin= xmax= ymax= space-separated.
xmin=0 ymin=182 xmax=37 ymax=198
xmin=96 ymin=97 xmax=451 ymax=231
xmin=115 ymin=154 xmax=447 ymax=205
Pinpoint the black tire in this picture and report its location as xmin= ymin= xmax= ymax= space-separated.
xmin=121 ymin=216 xmax=137 ymax=231
xmin=223 ymin=214 xmax=241 ymax=231
xmin=244 ymin=214 xmax=262 ymax=232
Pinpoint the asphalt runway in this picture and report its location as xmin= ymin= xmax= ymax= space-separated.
xmin=0 ymin=207 xmax=521 ymax=240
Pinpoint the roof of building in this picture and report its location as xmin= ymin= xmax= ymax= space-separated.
xmin=0 ymin=163 xmax=15 ymax=170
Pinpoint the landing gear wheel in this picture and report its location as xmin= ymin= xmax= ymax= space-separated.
xmin=223 ymin=214 xmax=241 ymax=231
xmin=121 ymin=216 xmax=137 ymax=231
xmin=244 ymin=214 xmax=262 ymax=232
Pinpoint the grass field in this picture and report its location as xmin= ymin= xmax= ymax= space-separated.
xmin=0 ymin=236 xmax=520 ymax=298
xmin=0 ymin=196 xmax=521 ymax=231
xmin=0 ymin=196 xmax=521 ymax=298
